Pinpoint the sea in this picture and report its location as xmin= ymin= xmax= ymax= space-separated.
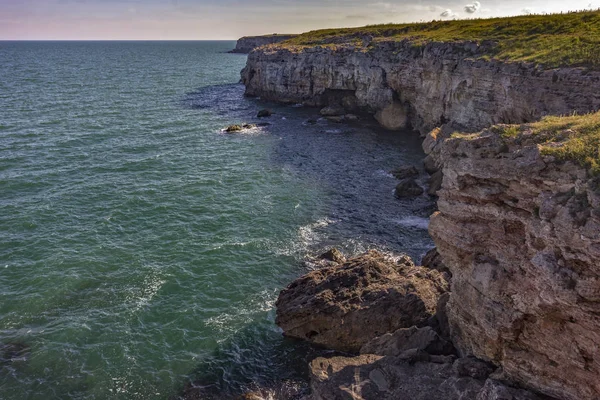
xmin=0 ymin=41 xmax=433 ymax=399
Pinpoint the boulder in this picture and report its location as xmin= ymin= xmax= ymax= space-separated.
xmin=275 ymin=251 xmax=449 ymax=353
xmin=394 ymin=179 xmax=424 ymax=198
xmin=389 ymin=166 xmax=419 ymax=180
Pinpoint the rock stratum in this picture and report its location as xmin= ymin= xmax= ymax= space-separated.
xmin=242 ymin=41 xmax=600 ymax=133
xmin=229 ymin=34 xmax=298 ymax=54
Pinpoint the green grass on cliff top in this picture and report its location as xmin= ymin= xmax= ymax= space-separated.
xmin=280 ymin=10 xmax=600 ymax=68
xmin=492 ymin=112 xmax=600 ymax=174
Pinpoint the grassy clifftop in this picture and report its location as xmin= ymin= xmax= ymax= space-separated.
xmin=279 ymin=11 xmax=600 ymax=69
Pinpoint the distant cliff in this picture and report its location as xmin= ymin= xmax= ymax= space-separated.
xmin=229 ymin=34 xmax=298 ymax=54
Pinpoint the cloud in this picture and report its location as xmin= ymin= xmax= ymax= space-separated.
xmin=522 ymin=8 xmax=533 ymax=14
xmin=440 ymin=9 xmax=452 ymax=16
xmin=464 ymin=1 xmax=481 ymax=13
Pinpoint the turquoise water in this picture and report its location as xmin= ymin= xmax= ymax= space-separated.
xmin=0 ymin=41 xmax=433 ymax=399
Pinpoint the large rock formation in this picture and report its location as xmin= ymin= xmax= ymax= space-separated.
xmin=428 ymin=128 xmax=600 ymax=400
xmin=230 ymin=34 xmax=298 ymax=54
xmin=275 ymin=251 xmax=449 ymax=353
xmin=242 ymin=41 xmax=600 ymax=133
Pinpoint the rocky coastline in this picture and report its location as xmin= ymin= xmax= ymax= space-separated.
xmin=237 ymin=17 xmax=600 ymax=400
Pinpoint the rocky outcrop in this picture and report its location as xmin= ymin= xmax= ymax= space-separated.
xmin=428 ymin=129 xmax=600 ymax=400
xmin=275 ymin=250 xmax=449 ymax=353
xmin=230 ymin=34 xmax=298 ymax=54
xmin=242 ymin=41 xmax=600 ymax=133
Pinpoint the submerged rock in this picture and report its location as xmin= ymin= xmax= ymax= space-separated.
xmin=275 ymin=250 xmax=449 ymax=353
xmin=0 ymin=342 xmax=29 ymax=365
xmin=394 ymin=179 xmax=424 ymax=198
xmin=257 ymin=109 xmax=272 ymax=118
xmin=319 ymin=105 xmax=345 ymax=117
xmin=390 ymin=166 xmax=419 ymax=180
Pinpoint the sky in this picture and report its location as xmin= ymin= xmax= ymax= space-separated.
xmin=0 ymin=0 xmax=598 ymax=40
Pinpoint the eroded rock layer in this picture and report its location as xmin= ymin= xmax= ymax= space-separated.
xmin=242 ymin=41 xmax=600 ymax=133
xmin=429 ymin=129 xmax=600 ymax=400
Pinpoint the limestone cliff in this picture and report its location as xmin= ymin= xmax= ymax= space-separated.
xmin=241 ymin=41 xmax=600 ymax=133
xmin=230 ymin=34 xmax=297 ymax=54
xmin=428 ymin=128 xmax=600 ymax=400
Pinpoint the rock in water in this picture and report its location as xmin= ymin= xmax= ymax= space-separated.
xmin=224 ymin=124 xmax=243 ymax=133
xmin=395 ymin=179 xmax=424 ymax=198
xmin=257 ymin=109 xmax=272 ymax=118
xmin=275 ymin=250 xmax=449 ymax=353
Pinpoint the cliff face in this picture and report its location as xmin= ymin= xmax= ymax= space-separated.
xmin=428 ymin=130 xmax=600 ymax=400
xmin=242 ymin=41 xmax=600 ymax=133
xmin=230 ymin=35 xmax=298 ymax=54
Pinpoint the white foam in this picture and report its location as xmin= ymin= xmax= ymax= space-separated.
xmin=394 ymin=216 xmax=430 ymax=230
xmin=375 ymin=169 xmax=395 ymax=179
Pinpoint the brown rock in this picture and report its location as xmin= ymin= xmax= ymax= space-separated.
xmin=275 ymin=251 xmax=449 ymax=353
